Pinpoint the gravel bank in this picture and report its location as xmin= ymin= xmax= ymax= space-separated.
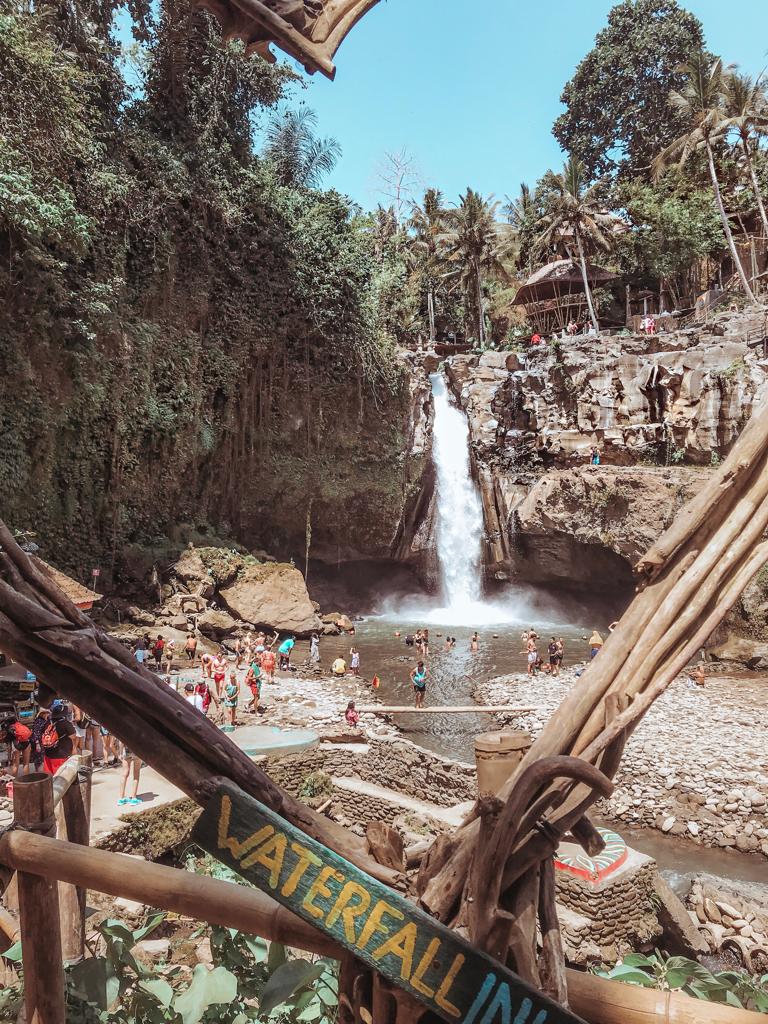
xmin=474 ymin=666 xmax=768 ymax=858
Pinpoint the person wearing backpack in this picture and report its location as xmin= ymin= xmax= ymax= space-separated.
xmin=0 ymin=717 xmax=33 ymax=775
xmin=41 ymin=702 xmax=76 ymax=775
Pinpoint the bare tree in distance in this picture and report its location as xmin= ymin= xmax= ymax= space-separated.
xmin=374 ymin=147 xmax=421 ymax=225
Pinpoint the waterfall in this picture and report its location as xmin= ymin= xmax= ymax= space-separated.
xmin=429 ymin=372 xmax=484 ymax=613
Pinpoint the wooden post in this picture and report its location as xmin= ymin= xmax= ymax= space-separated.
xmin=60 ymin=752 xmax=92 ymax=964
xmin=13 ymin=772 xmax=66 ymax=1024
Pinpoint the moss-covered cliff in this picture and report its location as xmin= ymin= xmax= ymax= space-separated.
xmin=0 ymin=3 xmax=430 ymax=580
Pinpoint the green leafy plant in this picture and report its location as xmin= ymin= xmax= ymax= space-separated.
xmin=595 ymin=952 xmax=768 ymax=1012
xmin=0 ymin=912 xmax=340 ymax=1024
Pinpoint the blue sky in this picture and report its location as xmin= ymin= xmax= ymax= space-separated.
xmin=268 ymin=0 xmax=768 ymax=209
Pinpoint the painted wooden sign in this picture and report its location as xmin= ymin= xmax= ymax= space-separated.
xmin=192 ymin=781 xmax=586 ymax=1024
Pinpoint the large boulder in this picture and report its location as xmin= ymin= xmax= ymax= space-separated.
xmin=197 ymin=608 xmax=237 ymax=639
xmin=220 ymin=563 xmax=320 ymax=636
xmin=707 ymin=636 xmax=768 ymax=670
xmin=173 ymin=547 xmax=215 ymax=598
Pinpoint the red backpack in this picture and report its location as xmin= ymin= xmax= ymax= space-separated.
xmin=13 ymin=723 xmax=31 ymax=743
xmin=41 ymin=721 xmax=60 ymax=750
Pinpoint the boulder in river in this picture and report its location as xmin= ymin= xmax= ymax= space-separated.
xmin=220 ymin=563 xmax=320 ymax=636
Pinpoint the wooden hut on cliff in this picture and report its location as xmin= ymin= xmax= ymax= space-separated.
xmin=512 ymin=259 xmax=619 ymax=335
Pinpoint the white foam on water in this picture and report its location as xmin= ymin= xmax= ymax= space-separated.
xmin=386 ymin=372 xmax=568 ymax=628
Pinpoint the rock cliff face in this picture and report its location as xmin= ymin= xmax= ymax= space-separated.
xmin=441 ymin=305 xmax=768 ymax=592
xmin=511 ymin=466 xmax=704 ymax=588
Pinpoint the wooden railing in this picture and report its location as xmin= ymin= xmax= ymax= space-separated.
xmin=2 ymin=773 xmax=766 ymax=1024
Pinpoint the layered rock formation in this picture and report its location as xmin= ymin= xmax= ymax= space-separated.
xmin=441 ymin=305 xmax=768 ymax=591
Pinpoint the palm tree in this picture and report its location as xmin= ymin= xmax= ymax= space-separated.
xmin=439 ymin=189 xmax=510 ymax=347
xmin=263 ymin=107 xmax=341 ymax=188
xmin=652 ymin=53 xmax=756 ymax=302
xmin=410 ymin=188 xmax=445 ymax=343
xmin=534 ymin=157 xmax=615 ymax=332
xmin=503 ymin=183 xmax=534 ymax=232
xmin=723 ymin=69 xmax=768 ymax=239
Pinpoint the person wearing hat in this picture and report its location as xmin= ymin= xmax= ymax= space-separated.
xmin=588 ymin=630 xmax=604 ymax=659
xmin=42 ymin=701 xmax=76 ymax=775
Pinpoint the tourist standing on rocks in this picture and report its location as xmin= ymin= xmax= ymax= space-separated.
xmin=195 ymin=678 xmax=218 ymax=716
xmin=350 ymin=647 xmax=360 ymax=676
xmin=234 ymin=637 xmax=244 ymax=670
xmin=260 ymin=646 xmax=276 ymax=685
xmin=345 ymin=701 xmax=360 ymax=727
xmin=526 ymin=634 xmax=538 ymax=676
xmin=471 ymin=632 xmax=479 ymax=652
xmin=163 ymin=639 xmax=175 ymax=675
xmin=411 ymin=661 xmax=429 ymax=708
xmin=421 ymin=630 xmax=430 ymax=657
xmin=223 ymin=672 xmax=239 ymax=728
xmin=152 ymin=635 xmax=165 ymax=670
xmin=590 ymin=446 xmax=600 ymax=466
xmin=548 ymin=637 xmax=561 ymax=677
xmin=212 ymin=651 xmax=227 ymax=698
xmin=245 ymin=660 xmax=261 ymax=711
xmin=133 ymin=640 xmax=147 ymax=667
xmin=117 ymin=744 xmax=142 ymax=806
xmin=310 ymin=633 xmax=321 ymax=666
xmin=200 ymin=650 xmax=213 ymax=678
xmin=184 ymin=633 xmax=198 ymax=665
xmin=277 ymin=636 xmax=295 ymax=670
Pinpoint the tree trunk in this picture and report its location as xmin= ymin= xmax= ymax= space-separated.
xmin=706 ymin=140 xmax=756 ymax=303
xmin=475 ymin=263 xmax=486 ymax=347
xmin=575 ymin=230 xmax=600 ymax=332
xmin=741 ymin=134 xmax=768 ymax=242
xmin=427 ymin=286 xmax=436 ymax=345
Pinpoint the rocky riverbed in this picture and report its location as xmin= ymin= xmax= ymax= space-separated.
xmin=474 ymin=665 xmax=768 ymax=859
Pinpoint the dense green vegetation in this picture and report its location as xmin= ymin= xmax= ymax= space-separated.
xmin=0 ymin=0 xmax=422 ymax=576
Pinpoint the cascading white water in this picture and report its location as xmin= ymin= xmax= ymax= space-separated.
xmin=429 ymin=372 xmax=484 ymax=613
xmin=382 ymin=371 xmax=566 ymax=627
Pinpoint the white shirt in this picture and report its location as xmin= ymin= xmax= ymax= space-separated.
xmin=185 ymin=694 xmax=204 ymax=713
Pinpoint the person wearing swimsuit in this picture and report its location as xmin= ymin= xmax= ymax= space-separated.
xmin=410 ymin=661 xmax=429 ymax=709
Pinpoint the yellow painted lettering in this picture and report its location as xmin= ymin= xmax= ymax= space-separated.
xmin=281 ymin=842 xmax=322 ymax=897
xmin=435 ymin=953 xmax=465 ymax=1018
xmin=302 ymin=865 xmax=344 ymax=919
xmin=216 ymin=796 xmax=274 ymax=860
xmin=326 ymin=882 xmax=372 ymax=943
xmin=356 ymin=900 xmax=404 ymax=952
xmin=240 ymin=831 xmax=287 ymax=887
xmin=371 ymin=922 xmax=418 ymax=981
xmin=411 ymin=937 xmax=441 ymax=999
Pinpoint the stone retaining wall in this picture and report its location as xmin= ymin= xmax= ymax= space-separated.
xmin=555 ymin=851 xmax=662 ymax=962
xmin=263 ymin=736 xmax=477 ymax=807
